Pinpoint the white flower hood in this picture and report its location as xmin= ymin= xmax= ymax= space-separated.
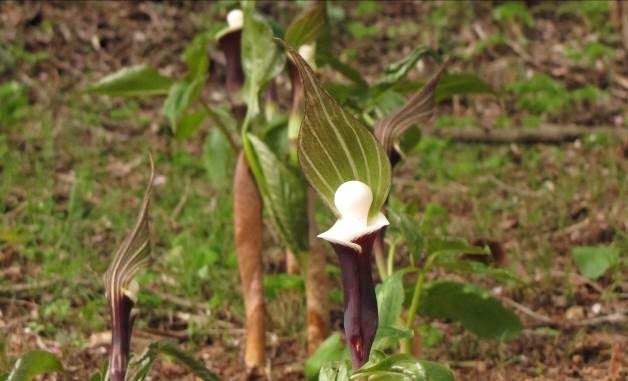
xmin=318 ymin=181 xmax=389 ymax=252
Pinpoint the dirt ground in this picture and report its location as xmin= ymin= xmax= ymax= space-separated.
xmin=1 ymin=1 xmax=626 ymax=380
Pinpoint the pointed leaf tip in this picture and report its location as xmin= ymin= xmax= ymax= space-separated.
xmin=103 ymin=154 xmax=154 ymax=303
xmin=89 ymin=65 xmax=173 ymax=97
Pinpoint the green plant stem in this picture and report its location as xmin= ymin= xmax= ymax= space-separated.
xmin=240 ymin=111 xmax=268 ymax=190
xmin=374 ymin=235 xmax=387 ymax=281
xmin=401 ymin=251 xmax=438 ymax=352
xmin=199 ymin=99 xmax=239 ymax=153
xmin=401 ymin=269 xmax=426 ymax=353
xmin=386 ymin=240 xmax=397 ymax=278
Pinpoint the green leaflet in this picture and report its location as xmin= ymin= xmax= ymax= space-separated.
xmin=374 ymin=271 xmax=407 ymax=348
xmin=182 ymin=30 xmax=213 ymax=82
xmin=286 ymin=45 xmax=391 ymax=219
xmin=284 ymin=2 xmax=326 ymax=48
xmin=305 ymin=333 xmax=348 ymax=381
xmin=436 ymin=259 xmax=522 ymax=284
xmin=126 ymin=341 xmax=219 ymax=381
xmin=435 ymin=73 xmax=496 ymax=102
xmin=6 ymin=350 xmax=62 ymax=381
xmin=245 ymin=133 xmax=308 ymax=253
xmin=89 ymin=65 xmax=173 ymax=97
xmin=427 ymin=238 xmax=489 ymax=258
xmin=203 ymin=125 xmax=236 ymax=189
xmin=174 ymin=109 xmax=208 ymax=140
xmin=376 ymin=271 xmax=405 ymax=328
xmin=373 ymin=270 xmax=412 ymax=349
xmin=418 ymin=360 xmax=456 ymax=381
xmin=571 ymin=246 xmax=619 ymax=280
xmin=241 ymin=8 xmax=285 ymax=120
xmin=319 ymin=361 xmax=350 ymax=381
xmin=161 ymin=78 xmax=204 ymax=134
xmin=376 ymin=46 xmax=438 ymax=91
xmin=388 ymin=209 xmax=425 ymax=263
xmin=167 ymin=30 xmax=213 ymax=137
xmin=420 ymin=281 xmax=522 ymax=340
xmin=351 ymin=353 xmax=454 ymax=381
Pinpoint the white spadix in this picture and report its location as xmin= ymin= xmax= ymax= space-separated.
xmin=318 ymin=181 xmax=389 ymax=252
xmin=298 ymin=44 xmax=315 ymax=65
xmin=227 ymin=9 xmax=243 ymax=30
xmin=216 ymin=9 xmax=243 ymax=39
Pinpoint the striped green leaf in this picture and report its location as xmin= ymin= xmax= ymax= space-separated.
xmin=103 ymin=155 xmax=154 ymax=317
xmin=245 ymin=133 xmax=308 ymax=253
xmin=351 ymin=353 xmax=454 ymax=381
xmin=286 ymin=46 xmax=391 ymax=218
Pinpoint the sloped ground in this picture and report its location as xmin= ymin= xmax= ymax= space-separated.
xmin=1 ymin=1 xmax=626 ymax=380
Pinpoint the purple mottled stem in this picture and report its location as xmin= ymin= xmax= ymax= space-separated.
xmin=332 ymin=232 xmax=379 ymax=369
xmin=108 ymin=295 xmax=134 ymax=381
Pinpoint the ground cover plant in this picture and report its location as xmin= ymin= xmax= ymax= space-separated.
xmin=1 ymin=1 xmax=627 ymax=380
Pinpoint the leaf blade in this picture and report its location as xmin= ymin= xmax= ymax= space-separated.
xmin=245 ymin=133 xmax=308 ymax=253
xmin=435 ymin=73 xmax=496 ymax=102
xmin=7 ymin=350 xmax=62 ymax=381
xmin=351 ymin=353 xmax=454 ymax=381
xmin=127 ymin=341 xmax=219 ymax=381
xmin=241 ymin=9 xmax=285 ymax=118
xmin=374 ymin=271 xmax=406 ymax=348
xmin=571 ymin=246 xmax=619 ymax=280
xmin=161 ymin=79 xmax=204 ymax=134
xmin=287 ymin=45 xmax=391 ymax=217
xmin=305 ymin=333 xmax=347 ymax=380
xmin=89 ymin=66 xmax=173 ymax=97
xmin=420 ymin=281 xmax=522 ymax=340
